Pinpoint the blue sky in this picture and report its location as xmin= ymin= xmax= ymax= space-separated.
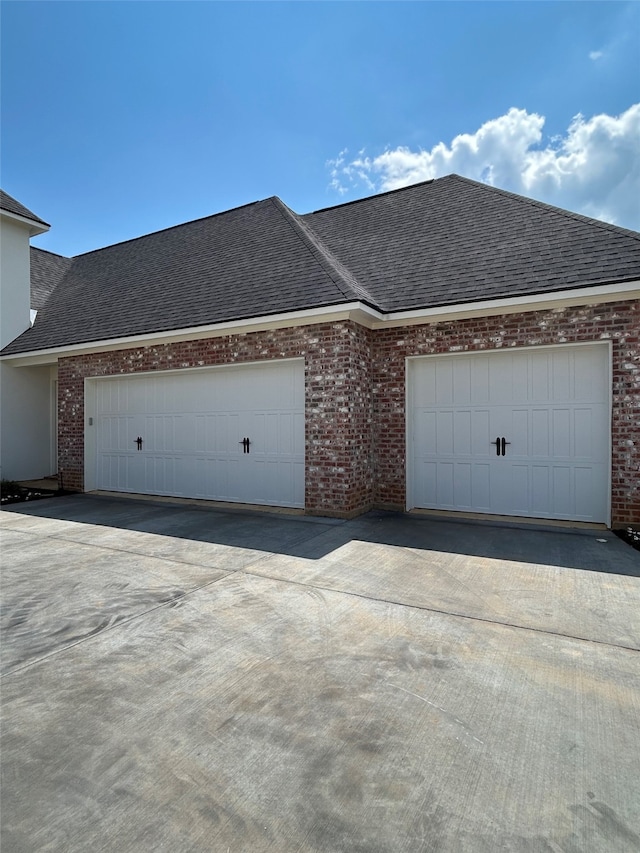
xmin=2 ymin=1 xmax=639 ymax=256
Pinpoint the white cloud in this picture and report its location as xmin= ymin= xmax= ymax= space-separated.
xmin=589 ymin=50 xmax=604 ymax=61
xmin=328 ymin=105 xmax=640 ymax=230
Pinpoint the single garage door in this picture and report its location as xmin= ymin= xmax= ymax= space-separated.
xmin=408 ymin=344 xmax=609 ymax=523
xmin=94 ymin=360 xmax=304 ymax=508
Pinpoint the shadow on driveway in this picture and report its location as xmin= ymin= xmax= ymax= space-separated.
xmin=2 ymin=492 xmax=639 ymax=576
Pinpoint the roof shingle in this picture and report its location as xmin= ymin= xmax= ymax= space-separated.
xmin=303 ymin=175 xmax=640 ymax=312
xmin=0 ymin=190 xmax=49 ymax=228
xmin=2 ymin=174 xmax=639 ymax=357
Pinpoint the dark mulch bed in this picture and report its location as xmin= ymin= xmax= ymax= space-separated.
xmin=1 ymin=481 xmax=67 ymax=506
xmin=614 ymin=527 xmax=640 ymax=553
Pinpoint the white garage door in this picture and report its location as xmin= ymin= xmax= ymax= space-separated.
xmin=408 ymin=344 xmax=610 ymax=523
xmin=94 ymin=360 xmax=305 ymax=508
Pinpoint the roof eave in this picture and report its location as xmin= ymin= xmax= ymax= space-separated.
xmin=1 ymin=208 xmax=50 ymax=237
xmin=0 ymin=302 xmax=374 ymax=365
xmin=374 ymin=279 xmax=640 ymax=328
xmin=2 ymin=279 xmax=637 ymax=366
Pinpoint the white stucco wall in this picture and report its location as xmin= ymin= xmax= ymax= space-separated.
xmin=0 ymin=362 xmax=56 ymax=480
xmin=0 ymin=215 xmax=31 ymax=348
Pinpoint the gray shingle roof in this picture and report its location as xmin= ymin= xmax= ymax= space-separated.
xmin=0 ymin=190 xmax=49 ymax=228
xmin=303 ymin=175 xmax=640 ymax=311
xmin=30 ymin=248 xmax=73 ymax=311
xmin=3 ymin=198 xmax=365 ymax=354
xmin=2 ymin=174 xmax=639 ymax=357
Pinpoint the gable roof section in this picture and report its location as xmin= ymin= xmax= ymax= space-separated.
xmin=0 ymin=190 xmax=49 ymax=228
xmin=303 ymin=174 xmax=640 ymax=312
xmin=2 ymin=197 xmax=365 ymax=355
xmin=2 ymin=175 xmax=639 ymax=358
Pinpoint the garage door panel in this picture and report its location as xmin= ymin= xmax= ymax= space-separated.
xmin=453 ymin=410 xmax=472 ymax=455
xmin=143 ymin=456 xmax=175 ymax=495
xmin=143 ymin=415 xmax=177 ymax=453
xmin=531 ymin=466 xmax=550 ymax=515
xmin=511 ymin=354 xmax=529 ymax=404
xmin=511 ymin=409 xmax=529 ymax=456
xmin=277 ymin=414 xmax=293 ymax=455
xmin=552 ymin=466 xmax=572 ymax=516
xmin=94 ymin=361 xmax=304 ymax=508
xmin=509 ymin=465 xmax=530 ymax=512
xmin=453 ymin=463 xmax=472 ymax=507
xmin=575 ymin=467 xmax=595 ymax=518
xmin=415 ymin=410 xmax=437 ymax=454
xmin=574 ymin=408 xmax=596 ymax=458
xmin=489 ymin=357 xmax=514 ymax=404
xmin=409 ymin=345 xmax=609 ymax=523
xmin=435 ymin=360 xmax=454 ymax=405
xmin=416 ymin=461 xmax=438 ymax=505
xmin=574 ymin=351 xmax=608 ymax=402
xmin=436 ymin=463 xmax=454 ymax=506
xmin=551 ymin=350 xmax=571 ymax=401
xmin=453 ymin=359 xmax=472 ymax=404
xmin=296 ymin=413 xmax=305 ymax=455
xmin=436 ymin=411 xmax=454 ymax=454
xmin=471 ymin=410 xmax=491 ymax=456
xmin=531 ymin=355 xmax=551 ymax=403
xmin=471 ymin=465 xmax=491 ymax=509
xmin=531 ymin=410 xmax=550 ymax=457
xmin=471 ymin=358 xmax=490 ymax=403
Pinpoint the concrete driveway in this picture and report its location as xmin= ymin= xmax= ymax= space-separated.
xmin=1 ymin=495 xmax=639 ymax=853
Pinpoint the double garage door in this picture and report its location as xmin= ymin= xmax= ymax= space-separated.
xmin=408 ymin=344 xmax=610 ymax=523
xmin=93 ymin=360 xmax=305 ymax=508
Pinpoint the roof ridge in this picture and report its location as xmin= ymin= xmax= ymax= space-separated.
xmin=450 ymin=174 xmax=640 ymax=241
xmin=305 ymin=176 xmax=442 ymax=216
xmin=269 ymin=197 xmax=376 ymax=305
xmin=71 ymin=198 xmax=266 ymax=258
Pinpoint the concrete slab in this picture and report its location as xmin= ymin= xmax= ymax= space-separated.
xmin=1 ymin=495 xmax=639 ymax=853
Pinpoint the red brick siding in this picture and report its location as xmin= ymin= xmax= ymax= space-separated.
xmin=58 ymin=322 xmax=374 ymax=517
xmin=58 ymin=300 xmax=639 ymax=525
xmin=373 ymin=300 xmax=640 ymax=526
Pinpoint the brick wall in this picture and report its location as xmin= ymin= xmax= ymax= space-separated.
xmin=373 ymin=299 xmax=640 ymax=526
xmin=57 ymin=300 xmax=639 ymax=525
xmin=58 ymin=322 xmax=374 ymax=517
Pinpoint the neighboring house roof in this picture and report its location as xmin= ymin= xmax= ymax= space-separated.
xmin=2 ymin=174 xmax=639 ymax=357
xmin=0 ymin=189 xmax=49 ymax=228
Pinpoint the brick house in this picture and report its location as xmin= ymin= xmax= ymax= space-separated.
xmin=1 ymin=176 xmax=639 ymax=526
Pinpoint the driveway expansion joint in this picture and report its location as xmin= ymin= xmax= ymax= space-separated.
xmin=0 ymin=570 xmax=237 ymax=679
xmin=236 ymin=565 xmax=640 ymax=654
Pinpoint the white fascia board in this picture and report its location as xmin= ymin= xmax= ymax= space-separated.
xmin=3 ymin=280 xmax=638 ymax=367
xmin=1 ymin=303 xmax=374 ymax=366
xmin=371 ymin=280 xmax=640 ymax=328
xmin=0 ymin=209 xmax=50 ymax=237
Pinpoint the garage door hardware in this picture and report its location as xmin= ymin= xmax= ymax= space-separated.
xmin=491 ymin=437 xmax=511 ymax=456
xmin=135 ymin=436 xmax=143 ymax=451
xmin=239 ymin=437 xmax=251 ymax=454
